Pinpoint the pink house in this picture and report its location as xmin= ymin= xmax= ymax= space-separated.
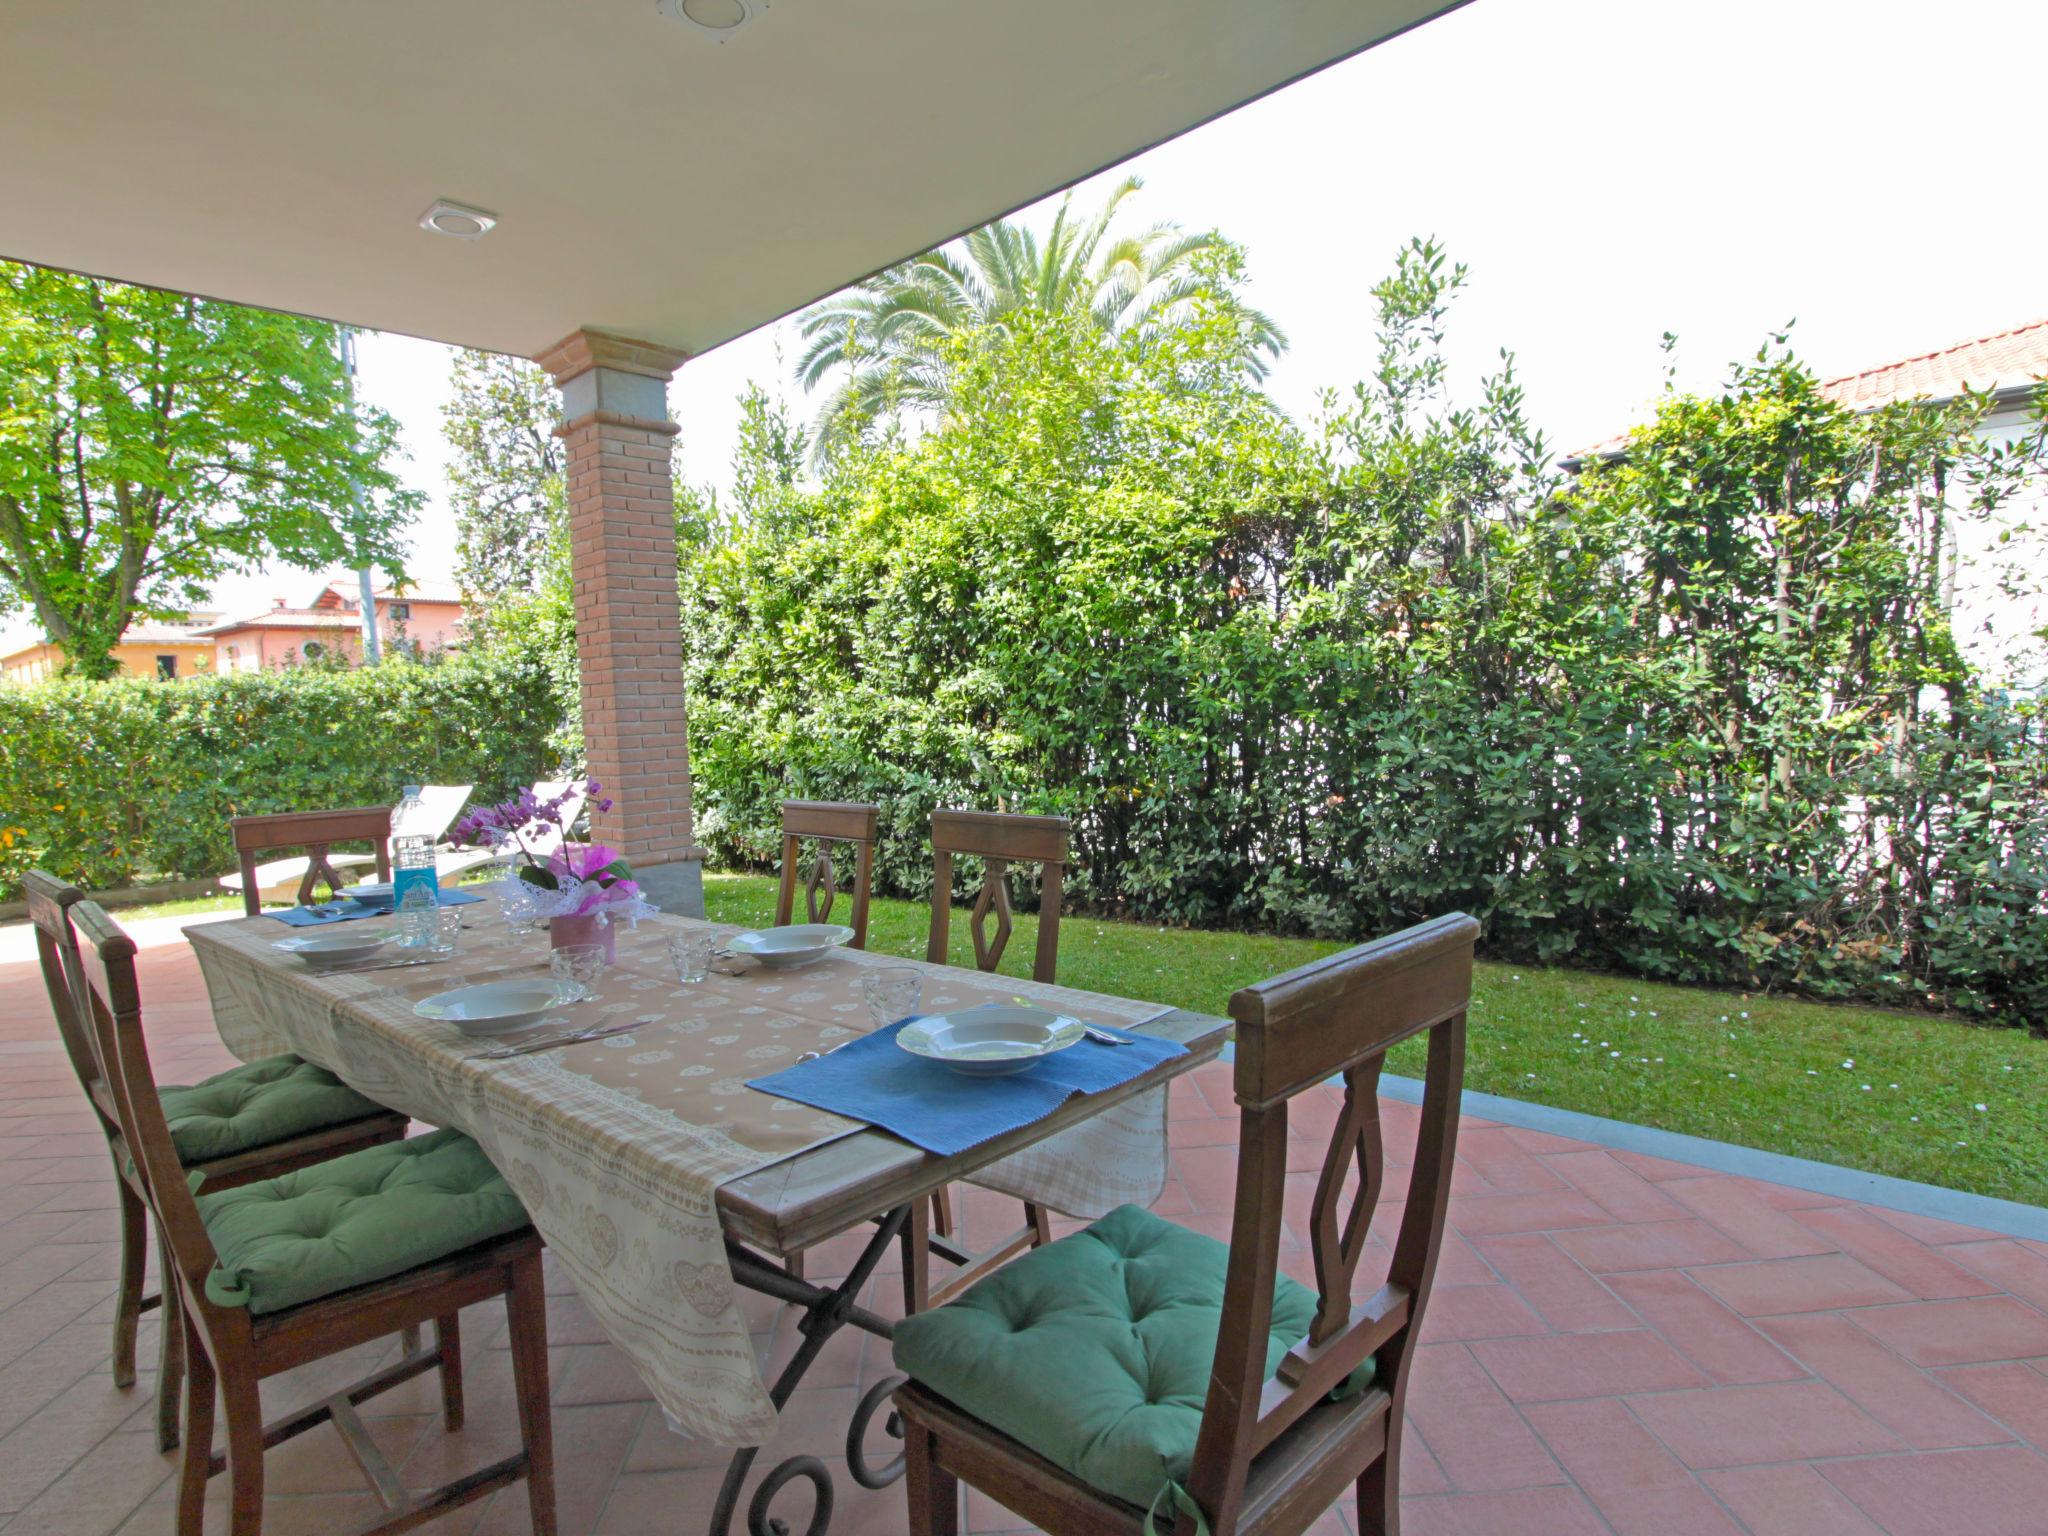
xmin=196 ymin=581 xmax=467 ymax=671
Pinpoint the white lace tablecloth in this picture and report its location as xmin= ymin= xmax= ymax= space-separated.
xmin=187 ymin=911 xmax=1173 ymax=1444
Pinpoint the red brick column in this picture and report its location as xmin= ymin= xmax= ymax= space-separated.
xmin=535 ymin=329 xmax=706 ymax=916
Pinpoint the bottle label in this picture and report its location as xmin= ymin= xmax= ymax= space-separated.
xmin=393 ymin=866 xmax=440 ymax=906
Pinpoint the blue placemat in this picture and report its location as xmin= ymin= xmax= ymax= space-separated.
xmin=267 ymin=889 xmax=485 ymax=925
xmin=748 ymin=1017 xmax=1187 ymax=1157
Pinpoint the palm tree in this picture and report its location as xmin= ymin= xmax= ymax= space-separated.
xmin=795 ymin=176 xmax=1286 ymax=454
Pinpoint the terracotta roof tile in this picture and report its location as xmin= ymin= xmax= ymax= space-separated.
xmin=1570 ymin=317 xmax=2048 ymax=463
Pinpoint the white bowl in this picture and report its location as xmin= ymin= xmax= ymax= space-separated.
xmin=346 ymin=881 xmax=397 ymax=910
xmin=896 ymin=1004 xmax=1086 ymax=1076
xmin=413 ymin=979 xmax=576 ymax=1036
xmin=726 ymin=924 xmax=854 ymax=970
xmin=273 ymin=930 xmax=391 ymax=967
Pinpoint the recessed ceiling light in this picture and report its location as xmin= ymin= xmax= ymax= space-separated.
xmin=418 ymin=200 xmax=497 ymax=241
xmin=659 ymin=0 xmax=765 ymax=38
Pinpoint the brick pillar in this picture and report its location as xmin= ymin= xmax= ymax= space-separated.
xmin=535 ymin=329 xmax=706 ymax=917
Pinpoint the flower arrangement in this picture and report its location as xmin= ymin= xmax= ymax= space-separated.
xmin=450 ymin=779 xmax=657 ymax=933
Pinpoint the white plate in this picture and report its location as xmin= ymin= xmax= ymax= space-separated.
xmin=413 ymin=979 xmax=578 ymax=1036
xmin=896 ymin=1003 xmax=1086 ymax=1076
xmin=727 ymin=923 xmax=854 ymax=970
xmin=273 ymin=930 xmax=391 ymax=967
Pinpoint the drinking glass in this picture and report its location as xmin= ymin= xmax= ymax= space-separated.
xmin=550 ymin=943 xmax=606 ymax=1001
xmin=667 ymin=931 xmax=717 ymax=984
xmin=860 ymin=966 xmax=922 ymax=1030
xmin=427 ymin=905 xmax=464 ymax=957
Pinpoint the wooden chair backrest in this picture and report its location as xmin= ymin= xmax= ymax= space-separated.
xmin=23 ymin=870 xmax=120 ymax=1132
xmin=1184 ymin=913 xmax=1477 ymax=1535
xmin=924 ymin=810 xmax=1068 ymax=985
xmin=774 ymin=800 xmax=878 ymax=949
xmin=229 ymin=805 xmax=395 ymax=916
xmin=69 ymin=901 xmax=237 ymax=1343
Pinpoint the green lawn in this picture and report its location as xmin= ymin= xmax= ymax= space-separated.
xmin=117 ymin=872 xmax=2048 ymax=1206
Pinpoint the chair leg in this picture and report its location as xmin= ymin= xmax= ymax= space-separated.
xmin=929 ymin=1186 xmax=955 ymax=1238
xmin=1356 ymin=1440 xmax=1399 ymax=1536
xmin=222 ymin=1373 xmax=266 ymax=1536
xmin=175 ymin=1342 xmax=216 ymax=1536
xmin=904 ymin=1415 xmax=959 ymax=1536
xmin=156 ymin=1231 xmax=185 ymax=1454
xmin=505 ymin=1250 xmax=557 ymax=1536
xmin=111 ymin=1180 xmax=147 ymax=1390
xmin=435 ymin=1312 xmax=464 ymax=1431
xmin=1022 ymin=1201 xmax=1052 ymax=1248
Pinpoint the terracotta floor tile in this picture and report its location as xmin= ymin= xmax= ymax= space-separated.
xmin=1933 ymin=1360 xmax=2048 ymax=1447
xmin=1522 ymin=1397 xmax=1745 ymax=1536
xmin=1945 ymin=1238 xmax=2048 ymax=1315
xmin=1820 ymin=1444 xmax=2048 ymax=1536
xmin=1756 ymin=1310 xmax=2014 ymax=1449
xmin=1874 ymin=1207 xmax=2007 ymax=1247
xmin=1469 ymin=1233 xmax=1639 ymax=1334
xmin=1416 ymin=1283 xmax=1550 ymax=1343
xmin=1541 ymin=1150 xmax=1689 ymax=1224
xmin=1467 ymin=1329 xmax=1706 ymax=1403
xmin=1455 ymin=1128 xmax=1572 ymax=1195
xmin=1446 ymin=1190 xmax=1614 ymax=1238
xmin=1687 ymin=1252 xmax=1911 ymax=1316
xmin=1793 ymin=1204 xmax=2003 ymax=1300
xmin=1603 ymin=1269 xmax=1806 ymax=1385
xmin=1700 ymin=1462 xmax=1887 ymax=1536
xmin=1660 ymin=1176 xmax=1839 ymax=1260
xmin=1848 ymin=1296 xmax=2048 ymax=1367
xmin=1551 ymin=1219 xmax=1749 ymax=1275
xmin=1398 ymin=1486 xmax=1610 ymax=1535
xmin=1403 ymin=1344 xmax=1565 ymax=1493
xmin=1624 ymin=1379 xmax=1900 ymax=1468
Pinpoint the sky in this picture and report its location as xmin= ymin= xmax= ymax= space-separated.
xmin=11 ymin=0 xmax=2047 ymax=645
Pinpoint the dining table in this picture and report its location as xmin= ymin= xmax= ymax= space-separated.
xmin=186 ymin=902 xmax=1229 ymax=1536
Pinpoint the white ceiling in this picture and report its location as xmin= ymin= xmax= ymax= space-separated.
xmin=0 ymin=0 xmax=1459 ymax=362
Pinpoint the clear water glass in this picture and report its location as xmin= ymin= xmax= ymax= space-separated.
xmin=860 ymin=966 xmax=922 ymax=1030
xmin=427 ymin=905 xmax=463 ymax=957
xmin=668 ymin=931 xmax=716 ymax=984
xmin=550 ymin=943 xmax=606 ymax=1001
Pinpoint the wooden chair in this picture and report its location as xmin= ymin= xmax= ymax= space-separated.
xmin=925 ymin=809 xmax=1066 ymax=985
xmin=229 ymin=806 xmax=395 ymax=916
xmin=774 ymin=799 xmax=879 ymax=950
xmin=893 ymin=913 xmax=1478 ymax=1536
xmin=920 ymin=809 xmax=1070 ymax=1300
xmin=70 ymin=899 xmax=556 ymax=1536
xmin=24 ymin=871 xmax=410 ymax=1453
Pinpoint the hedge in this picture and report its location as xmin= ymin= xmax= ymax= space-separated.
xmin=0 ymin=653 xmax=566 ymax=899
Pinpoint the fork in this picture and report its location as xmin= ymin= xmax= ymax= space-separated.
xmin=477 ymin=1021 xmax=643 ymax=1059
xmin=1082 ymin=1025 xmax=1134 ymax=1046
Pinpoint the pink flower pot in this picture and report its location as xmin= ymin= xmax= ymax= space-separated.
xmin=549 ymin=912 xmax=616 ymax=963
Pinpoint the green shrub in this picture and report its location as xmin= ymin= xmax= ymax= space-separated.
xmin=0 ymin=652 xmax=566 ymax=898
xmin=676 ymin=251 xmax=2048 ymax=1025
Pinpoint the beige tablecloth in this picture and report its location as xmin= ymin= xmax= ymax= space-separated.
xmin=188 ymin=911 xmax=1172 ymax=1444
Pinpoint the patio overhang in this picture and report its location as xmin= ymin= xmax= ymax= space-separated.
xmin=0 ymin=0 xmax=1460 ymax=360
xmin=2 ymin=0 xmax=1466 ymax=905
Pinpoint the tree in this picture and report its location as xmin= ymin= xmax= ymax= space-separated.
xmin=794 ymin=175 xmax=1286 ymax=457
xmin=0 ymin=262 xmax=418 ymax=677
xmin=444 ymin=349 xmax=564 ymax=603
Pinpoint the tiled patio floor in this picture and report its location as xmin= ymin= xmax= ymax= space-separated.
xmin=3 ymin=916 xmax=2046 ymax=1536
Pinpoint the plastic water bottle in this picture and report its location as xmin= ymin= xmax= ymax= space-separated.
xmin=392 ymin=783 xmax=439 ymax=946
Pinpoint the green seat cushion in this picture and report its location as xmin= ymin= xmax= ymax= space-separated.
xmin=892 ymin=1203 xmax=1373 ymax=1513
xmin=162 ymin=1054 xmax=393 ymax=1166
xmin=198 ymin=1128 xmax=528 ymax=1314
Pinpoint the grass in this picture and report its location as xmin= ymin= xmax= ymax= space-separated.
xmin=98 ymin=872 xmax=2048 ymax=1207
xmin=698 ymin=873 xmax=2048 ymax=1208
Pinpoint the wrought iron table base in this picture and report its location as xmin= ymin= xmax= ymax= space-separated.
xmin=710 ymin=1205 xmax=915 ymax=1536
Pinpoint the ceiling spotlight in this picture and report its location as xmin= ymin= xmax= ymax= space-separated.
xmin=418 ymin=200 xmax=498 ymax=241
xmin=659 ymin=0 xmax=765 ymax=38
